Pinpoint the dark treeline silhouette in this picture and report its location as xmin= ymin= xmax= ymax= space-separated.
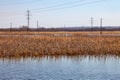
xmin=0 ymin=26 xmax=120 ymax=32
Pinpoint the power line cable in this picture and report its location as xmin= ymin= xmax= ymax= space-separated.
xmin=33 ymin=0 xmax=106 ymax=13
xmin=32 ymin=0 xmax=87 ymax=10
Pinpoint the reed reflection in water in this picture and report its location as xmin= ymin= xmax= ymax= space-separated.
xmin=0 ymin=55 xmax=120 ymax=80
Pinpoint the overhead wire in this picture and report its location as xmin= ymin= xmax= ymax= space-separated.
xmin=0 ymin=0 xmax=43 ymax=16
xmin=32 ymin=0 xmax=106 ymax=13
xmin=32 ymin=0 xmax=86 ymax=10
xmin=0 ymin=0 xmax=107 ymax=15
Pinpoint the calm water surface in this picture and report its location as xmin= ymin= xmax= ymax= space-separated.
xmin=0 ymin=56 xmax=120 ymax=80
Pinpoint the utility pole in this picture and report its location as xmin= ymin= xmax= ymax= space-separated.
xmin=64 ymin=24 xmax=66 ymax=28
xmin=64 ymin=24 xmax=66 ymax=30
xmin=91 ymin=17 xmax=94 ymax=32
xmin=27 ymin=10 xmax=30 ymax=31
xmin=10 ymin=22 xmax=12 ymax=32
xmin=37 ymin=20 xmax=39 ymax=28
xmin=37 ymin=20 xmax=39 ymax=32
xmin=100 ymin=18 xmax=103 ymax=35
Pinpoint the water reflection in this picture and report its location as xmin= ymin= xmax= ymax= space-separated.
xmin=0 ymin=55 xmax=120 ymax=80
xmin=0 ymin=33 xmax=73 ymax=37
xmin=0 ymin=55 xmax=120 ymax=62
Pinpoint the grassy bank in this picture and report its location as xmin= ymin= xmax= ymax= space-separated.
xmin=0 ymin=31 xmax=120 ymax=57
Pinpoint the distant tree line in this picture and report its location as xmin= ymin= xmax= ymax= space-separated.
xmin=0 ymin=26 xmax=120 ymax=32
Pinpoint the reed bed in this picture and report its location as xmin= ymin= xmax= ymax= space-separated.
xmin=0 ymin=31 xmax=120 ymax=57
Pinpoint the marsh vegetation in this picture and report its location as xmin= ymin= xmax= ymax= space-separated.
xmin=0 ymin=31 xmax=120 ymax=58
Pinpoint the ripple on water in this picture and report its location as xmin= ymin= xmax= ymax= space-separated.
xmin=0 ymin=56 xmax=120 ymax=80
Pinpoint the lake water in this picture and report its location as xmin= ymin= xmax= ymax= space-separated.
xmin=0 ymin=56 xmax=120 ymax=80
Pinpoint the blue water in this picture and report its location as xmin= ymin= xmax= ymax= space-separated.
xmin=0 ymin=56 xmax=120 ymax=80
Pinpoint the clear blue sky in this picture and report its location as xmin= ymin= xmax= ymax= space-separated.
xmin=0 ymin=0 xmax=120 ymax=28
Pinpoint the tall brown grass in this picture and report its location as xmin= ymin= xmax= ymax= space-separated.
xmin=0 ymin=31 xmax=120 ymax=58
